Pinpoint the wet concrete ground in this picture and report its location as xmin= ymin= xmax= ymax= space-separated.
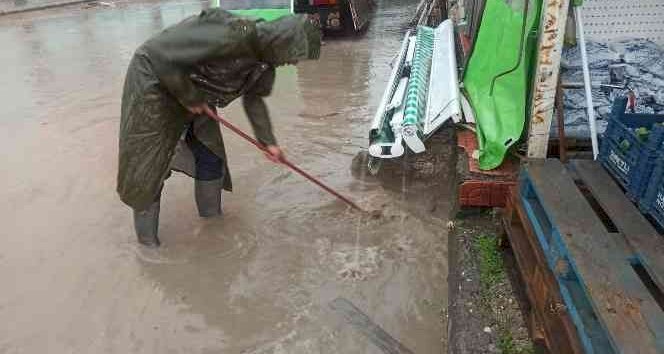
xmin=0 ymin=1 xmax=454 ymax=352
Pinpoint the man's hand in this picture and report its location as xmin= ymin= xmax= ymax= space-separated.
xmin=186 ymin=103 xmax=216 ymax=118
xmin=265 ymin=145 xmax=284 ymax=163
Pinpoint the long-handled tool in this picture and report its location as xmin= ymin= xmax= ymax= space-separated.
xmin=573 ymin=0 xmax=599 ymax=160
xmin=205 ymin=110 xmax=364 ymax=212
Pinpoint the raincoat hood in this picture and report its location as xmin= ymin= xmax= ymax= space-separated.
xmin=256 ymin=15 xmax=321 ymax=65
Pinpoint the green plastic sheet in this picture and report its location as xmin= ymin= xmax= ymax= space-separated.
xmin=463 ymin=0 xmax=541 ymax=170
xmin=228 ymin=8 xmax=291 ymax=22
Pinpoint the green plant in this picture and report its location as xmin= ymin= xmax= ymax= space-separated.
xmin=475 ymin=234 xmax=505 ymax=290
xmin=498 ymin=331 xmax=516 ymax=353
xmin=499 ymin=330 xmax=535 ymax=354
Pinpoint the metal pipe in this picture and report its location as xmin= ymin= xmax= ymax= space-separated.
xmin=562 ymin=82 xmax=625 ymax=90
xmin=574 ymin=6 xmax=599 ymax=159
xmin=370 ymin=30 xmax=411 ymax=131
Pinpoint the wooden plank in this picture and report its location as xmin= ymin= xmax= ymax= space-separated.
xmin=516 ymin=203 xmax=585 ymax=354
xmin=571 ymin=159 xmax=664 ymax=288
xmin=524 ymin=159 xmax=662 ymax=354
xmin=503 ymin=191 xmax=584 ymax=354
xmin=526 ymin=0 xmax=571 ymax=158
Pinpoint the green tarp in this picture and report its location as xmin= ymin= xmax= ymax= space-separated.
xmin=228 ymin=8 xmax=291 ymax=22
xmin=463 ymin=0 xmax=541 ymax=170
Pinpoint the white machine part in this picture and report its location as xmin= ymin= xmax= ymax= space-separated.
xmin=424 ymin=19 xmax=462 ymax=135
xmin=369 ymin=20 xmax=461 ymax=159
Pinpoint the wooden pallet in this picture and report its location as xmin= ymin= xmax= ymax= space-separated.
xmin=502 ymin=159 xmax=664 ymax=354
xmin=503 ymin=187 xmax=585 ymax=353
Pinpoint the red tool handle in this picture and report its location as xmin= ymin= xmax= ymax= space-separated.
xmin=205 ymin=110 xmax=364 ymax=212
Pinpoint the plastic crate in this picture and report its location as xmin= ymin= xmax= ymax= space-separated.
xmin=639 ymin=157 xmax=664 ymax=230
xmin=599 ymin=98 xmax=664 ymax=200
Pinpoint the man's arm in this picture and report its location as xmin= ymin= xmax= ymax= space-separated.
xmin=243 ymin=94 xmax=277 ymax=146
xmin=242 ymin=67 xmax=283 ymax=162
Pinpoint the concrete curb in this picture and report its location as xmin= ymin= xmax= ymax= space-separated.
xmin=0 ymin=0 xmax=95 ymax=16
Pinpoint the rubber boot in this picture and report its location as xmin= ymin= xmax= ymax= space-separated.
xmin=133 ymin=200 xmax=161 ymax=247
xmin=195 ymin=179 xmax=223 ymax=217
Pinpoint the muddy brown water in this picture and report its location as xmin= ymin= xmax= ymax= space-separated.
xmin=0 ymin=1 xmax=454 ymax=353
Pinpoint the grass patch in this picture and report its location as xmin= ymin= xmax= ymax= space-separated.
xmin=499 ymin=330 xmax=534 ymax=354
xmin=457 ymin=221 xmax=536 ymax=354
xmin=475 ymin=234 xmax=505 ymax=290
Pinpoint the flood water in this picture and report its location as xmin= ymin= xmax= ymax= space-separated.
xmin=0 ymin=1 xmax=454 ymax=352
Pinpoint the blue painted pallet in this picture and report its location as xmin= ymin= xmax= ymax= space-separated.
xmin=503 ymin=192 xmax=585 ymax=353
xmin=519 ymin=159 xmax=664 ymax=354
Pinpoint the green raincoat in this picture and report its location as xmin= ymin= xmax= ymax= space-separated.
xmin=118 ymin=10 xmax=321 ymax=211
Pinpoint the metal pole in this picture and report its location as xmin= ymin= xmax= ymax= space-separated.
xmin=556 ymin=76 xmax=567 ymax=162
xmin=574 ymin=6 xmax=599 ymax=159
xmin=204 ymin=110 xmax=365 ymax=212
